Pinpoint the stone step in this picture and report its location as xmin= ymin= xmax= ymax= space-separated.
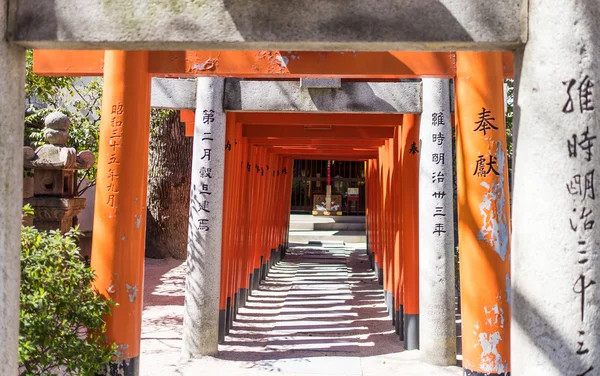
xmin=290 ymin=222 xmax=366 ymax=231
xmin=290 ymin=214 xmax=365 ymax=224
xmin=288 ymin=231 xmax=367 ymax=244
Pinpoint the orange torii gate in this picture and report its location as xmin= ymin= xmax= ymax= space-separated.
xmin=34 ymin=50 xmax=512 ymax=376
xmin=33 ymin=50 xmax=515 ymax=78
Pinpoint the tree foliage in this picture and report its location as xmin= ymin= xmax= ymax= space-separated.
xmin=24 ymin=50 xmax=102 ymax=196
xmin=19 ymin=206 xmax=115 ymax=375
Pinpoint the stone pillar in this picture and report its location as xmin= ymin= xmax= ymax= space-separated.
xmin=182 ymin=77 xmax=225 ymax=358
xmin=512 ymin=1 xmax=600 ymax=374
xmin=401 ymin=113 xmax=420 ymax=350
xmin=90 ymin=51 xmax=151 ymax=376
xmin=0 ymin=1 xmax=25 ymax=372
xmin=418 ymin=79 xmax=456 ymax=365
xmin=455 ymin=52 xmax=511 ymax=375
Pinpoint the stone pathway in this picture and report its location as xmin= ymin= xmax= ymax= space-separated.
xmin=140 ymin=244 xmax=462 ymax=376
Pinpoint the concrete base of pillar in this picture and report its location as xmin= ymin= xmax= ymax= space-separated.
xmin=228 ymin=294 xmax=236 ymax=332
xmin=239 ymin=288 xmax=248 ymax=308
xmin=225 ymin=297 xmax=232 ymax=333
xmin=252 ymin=268 xmax=260 ymax=291
xmin=100 ymin=356 xmax=140 ymax=376
xmin=384 ymin=291 xmax=393 ymax=320
xmin=391 ymin=297 xmax=396 ymax=325
xmin=269 ymin=248 xmax=275 ymax=269
xmin=234 ymin=291 xmax=240 ymax=316
xmin=404 ymin=313 xmax=419 ymax=350
xmin=267 ymin=250 xmax=272 ymax=271
xmin=259 ymin=256 xmax=265 ymax=281
xmin=279 ymin=244 xmax=285 ymax=260
xmin=248 ymin=274 xmax=254 ymax=295
xmin=463 ymin=371 xmax=509 ymax=376
xmin=377 ymin=265 xmax=384 ymax=286
xmin=261 ymin=262 xmax=268 ymax=281
xmin=395 ymin=308 xmax=402 ymax=336
xmin=218 ymin=309 xmax=226 ymax=344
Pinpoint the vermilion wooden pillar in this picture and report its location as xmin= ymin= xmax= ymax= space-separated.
xmin=401 ymin=113 xmax=420 ymax=350
xmin=238 ymin=136 xmax=251 ymax=305
xmin=90 ymin=51 xmax=151 ymax=376
xmin=218 ymin=113 xmax=236 ymax=342
xmin=380 ymin=143 xmax=388 ymax=311
xmin=373 ymin=158 xmax=383 ymax=285
xmin=283 ymin=158 xmax=293 ymax=251
xmin=392 ymin=125 xmax=404 ymax=338
xmin=455 ymin=51 xmax=511 ymax=376
xmin=232 ymin=123 xmax=246 ymax=309
xmin=247 ymin=146 xmax=260 ymax=292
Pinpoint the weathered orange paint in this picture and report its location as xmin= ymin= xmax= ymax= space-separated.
xmin=33 ymin=50 xmax=456 ymax=78
xmin=401 ymin=114 xmax=419 ymax=317
xmin=455 ymin=52 xmax=511 ymax=375
xmin=33 ymin=50 xmax=514 ymax=79
xmin=90 ymin=51 xmax=151 ymax=361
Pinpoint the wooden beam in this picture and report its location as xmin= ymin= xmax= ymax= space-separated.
xmin=33 ymin=50 xmax=457 ymax=78
xmin=33 ymin=50 xmax=514 ymax=79
xmin=235 ymin=112 xmax=402 ymax=126
xmin=247 ymin=138 xmax=386 ymax=147
xmin=242 ymin=125 xmax=395 ymax=139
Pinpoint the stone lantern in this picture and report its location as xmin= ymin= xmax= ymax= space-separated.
xmin=23 ymin=112 xmax=95 ymax=233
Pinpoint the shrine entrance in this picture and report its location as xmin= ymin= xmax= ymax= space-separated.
xmin=27 ymin=51 xmax=511 ymax=376
xmin=291 ymin=160 xmax=366 ymax=214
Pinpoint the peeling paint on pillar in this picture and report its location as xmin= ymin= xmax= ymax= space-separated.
xmin=255 ymin=51 xmax=290 ymax=75
xmin=456 ymin=52 xmax=511 ymax=376
xmin=477 ymin=141 xmax=509 ymax=263
xmin=126 ymin=284 xmax=138 ymax=303
xmin=191 ymin=58 xmax=218 ymax=72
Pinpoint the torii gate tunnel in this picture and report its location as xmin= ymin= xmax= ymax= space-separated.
xmin=1 ymin=2 xmax=599 ymax=376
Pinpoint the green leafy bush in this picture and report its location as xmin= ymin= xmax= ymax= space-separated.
xmin=19 ymin=207 xmax=115 ymax=375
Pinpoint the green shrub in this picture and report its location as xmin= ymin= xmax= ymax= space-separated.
xmin=19 ymin=207 xmax=116 ymax=375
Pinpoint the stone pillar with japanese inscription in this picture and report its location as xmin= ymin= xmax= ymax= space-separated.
xmin=0 ymin=1 xmax=25 ymax=372
xmin=182 ymin=77 xmax=225 ymax=358
xmin=418 ymin=78 xmax=456 ymax=366
xmin=513 ymin=1 xmax=600 ymax=374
